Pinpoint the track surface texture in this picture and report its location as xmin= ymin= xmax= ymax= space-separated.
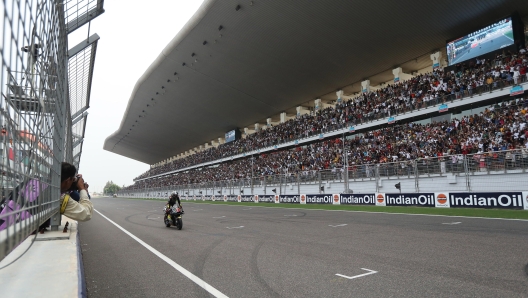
xmin=80 ymin=197 xmax=528 ymax=297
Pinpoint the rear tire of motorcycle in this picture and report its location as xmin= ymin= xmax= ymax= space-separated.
xmin=176 ymin=218 xmax=182 ymax=230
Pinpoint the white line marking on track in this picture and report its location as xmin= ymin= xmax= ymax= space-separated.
xmin=329 ymin=224 xmax=347 ymax=227
xmin=94 ymin=209 xmax=228 ymax=298
xmin=284 ymin=215 xmax=297 ymax=217
xmin=213 ymin=216 xmax=226 ymax=218
xmin=336 ymin=268 xmax=378 ymax=280
xmin=226 ymin=226 xmax=244 ymax=229
xmin=442 ymin=222 xmax=461 ymax=225
xmin=242 ymin=208 xmax=252 ymax=210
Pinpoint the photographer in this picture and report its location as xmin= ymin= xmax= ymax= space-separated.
xmin=59 ymin=162 xmax=93 ymax=221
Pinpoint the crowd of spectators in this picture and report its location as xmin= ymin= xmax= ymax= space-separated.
xmin=132 ymin=47 xmax=528 ymax=183
xmin=124 ymin=97 xmax=528 ymax=190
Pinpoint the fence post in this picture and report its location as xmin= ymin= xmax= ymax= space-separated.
xmin=345 ymin=166 xmax=350 ymax=193
xmin=279 ymin=175 xmax=282 ymax=195
xmin=375 ymin=165 xmax=380 ymax=193
xmin=297 ymin=173 xmax=300 ymax=195
xmin=464 ymin=156 xmax=471 ymax=191
xmin=414 ymin=160 xmax=419 ymax=192
xmin=318 ymin=172 xmax=322 ymax=194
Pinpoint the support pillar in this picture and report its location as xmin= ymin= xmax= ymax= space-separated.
xmin=296 ymin=106 xmax=309 ymax=117
xmin=336 ymin=90 xmax=344 ymax=104
xmin=431 ymin=51 xmax=442 ymax=70
xmin=392 ymin=67 xmax=413 ymax=83
xmin=361 ymin=80 xmax=371 ymax=93
xmin=280 ymin=112 xmax=287 ymax=123
xmin=315 ymin=98 xmax=322 ymax=111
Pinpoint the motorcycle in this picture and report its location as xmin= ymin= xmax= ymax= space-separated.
xmin=164 ymin=204 xmax=183 ymax=230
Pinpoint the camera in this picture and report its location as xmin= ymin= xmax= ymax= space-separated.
xmin=68 ymin=175 xmax=81 ymax=192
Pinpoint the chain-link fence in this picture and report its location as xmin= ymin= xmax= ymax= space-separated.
xmin=0 ymin=0 xmax=101 ymax=263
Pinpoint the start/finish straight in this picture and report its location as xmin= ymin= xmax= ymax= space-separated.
xmin=94 ymin=209 xmax=229 ymax=298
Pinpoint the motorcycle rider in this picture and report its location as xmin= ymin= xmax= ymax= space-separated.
xmin=167 ymin=192 xmax=182 ymax=209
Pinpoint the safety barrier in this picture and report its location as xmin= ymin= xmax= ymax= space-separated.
xmin=0 ymin=0 xmax=101 ymax=262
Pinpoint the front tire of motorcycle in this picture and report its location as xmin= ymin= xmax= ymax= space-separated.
xmin=176 ymin=218 xmax=182 ymax=230
xmin=164 ymin=219 xmax=171 ymax=228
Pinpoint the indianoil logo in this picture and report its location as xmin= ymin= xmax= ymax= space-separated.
xmin=375 ymin=193 xmax=386 ymax=206
xmin=333 ymin=194 xmax=339 ymax=203
xmin=300 ymin=195 xmax=306 ymax=202
xmin=377 ymin=194 xmax=384 ymax=203
xmin=434 ymin=192 xmax=450 ymax=208
xmin=254 ymin=195 xmax=259 ymax=202
xmin=237 ymin=195 xmax=241 ymax=202
xmin=436 ymin=193 xmax=447 ymax=204
xmin=275 ymin=195 xmax=279 ymax=203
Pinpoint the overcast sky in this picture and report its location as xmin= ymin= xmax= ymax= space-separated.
xmin=69 ymin=1 xmax=204 ymax=192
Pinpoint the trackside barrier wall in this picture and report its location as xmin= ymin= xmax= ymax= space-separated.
xmin=131 ymin=192 xmax=528 ymax=210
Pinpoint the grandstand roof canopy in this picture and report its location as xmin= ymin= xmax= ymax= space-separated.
xmin=104 ymin=0 xmax=528 ymax=165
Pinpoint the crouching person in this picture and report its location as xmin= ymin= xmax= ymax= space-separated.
xmin=60 ymin=162 xmax=93 ymax=221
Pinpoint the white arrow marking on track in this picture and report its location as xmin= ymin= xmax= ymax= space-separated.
xmin=442 ymin=222 xmax=461 ymax=225
xmin=226 ymin=226 xmax=244 ymax=229
xmin=336 ymin=268 xmax=378 ymax=280
xmin=329 ymin=224 xmax=347 ymax=227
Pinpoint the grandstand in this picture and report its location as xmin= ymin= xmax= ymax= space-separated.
xmin=103 ymin=1 xmax=528 ymax=199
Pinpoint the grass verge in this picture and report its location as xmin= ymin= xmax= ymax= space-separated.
xmin=113 ymin=197 xmax=528 ymax=220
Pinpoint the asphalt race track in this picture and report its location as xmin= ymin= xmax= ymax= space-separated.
xmin=80 ymin=197 xmax=528 ymax=297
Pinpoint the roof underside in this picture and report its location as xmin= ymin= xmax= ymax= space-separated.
xmin=104 ymin=0 xmax=528 ymax=165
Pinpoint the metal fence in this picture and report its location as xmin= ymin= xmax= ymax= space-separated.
xmin=0 ymin=0 xmax=101 ymax=263
xmin=121 ymin=149 xmax=528 ymax=198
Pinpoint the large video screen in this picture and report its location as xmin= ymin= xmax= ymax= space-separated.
xmin=225 ymin=129 xmax=238 ymax=143
xmin=447 ymin=17 xmax=514 ymax=66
